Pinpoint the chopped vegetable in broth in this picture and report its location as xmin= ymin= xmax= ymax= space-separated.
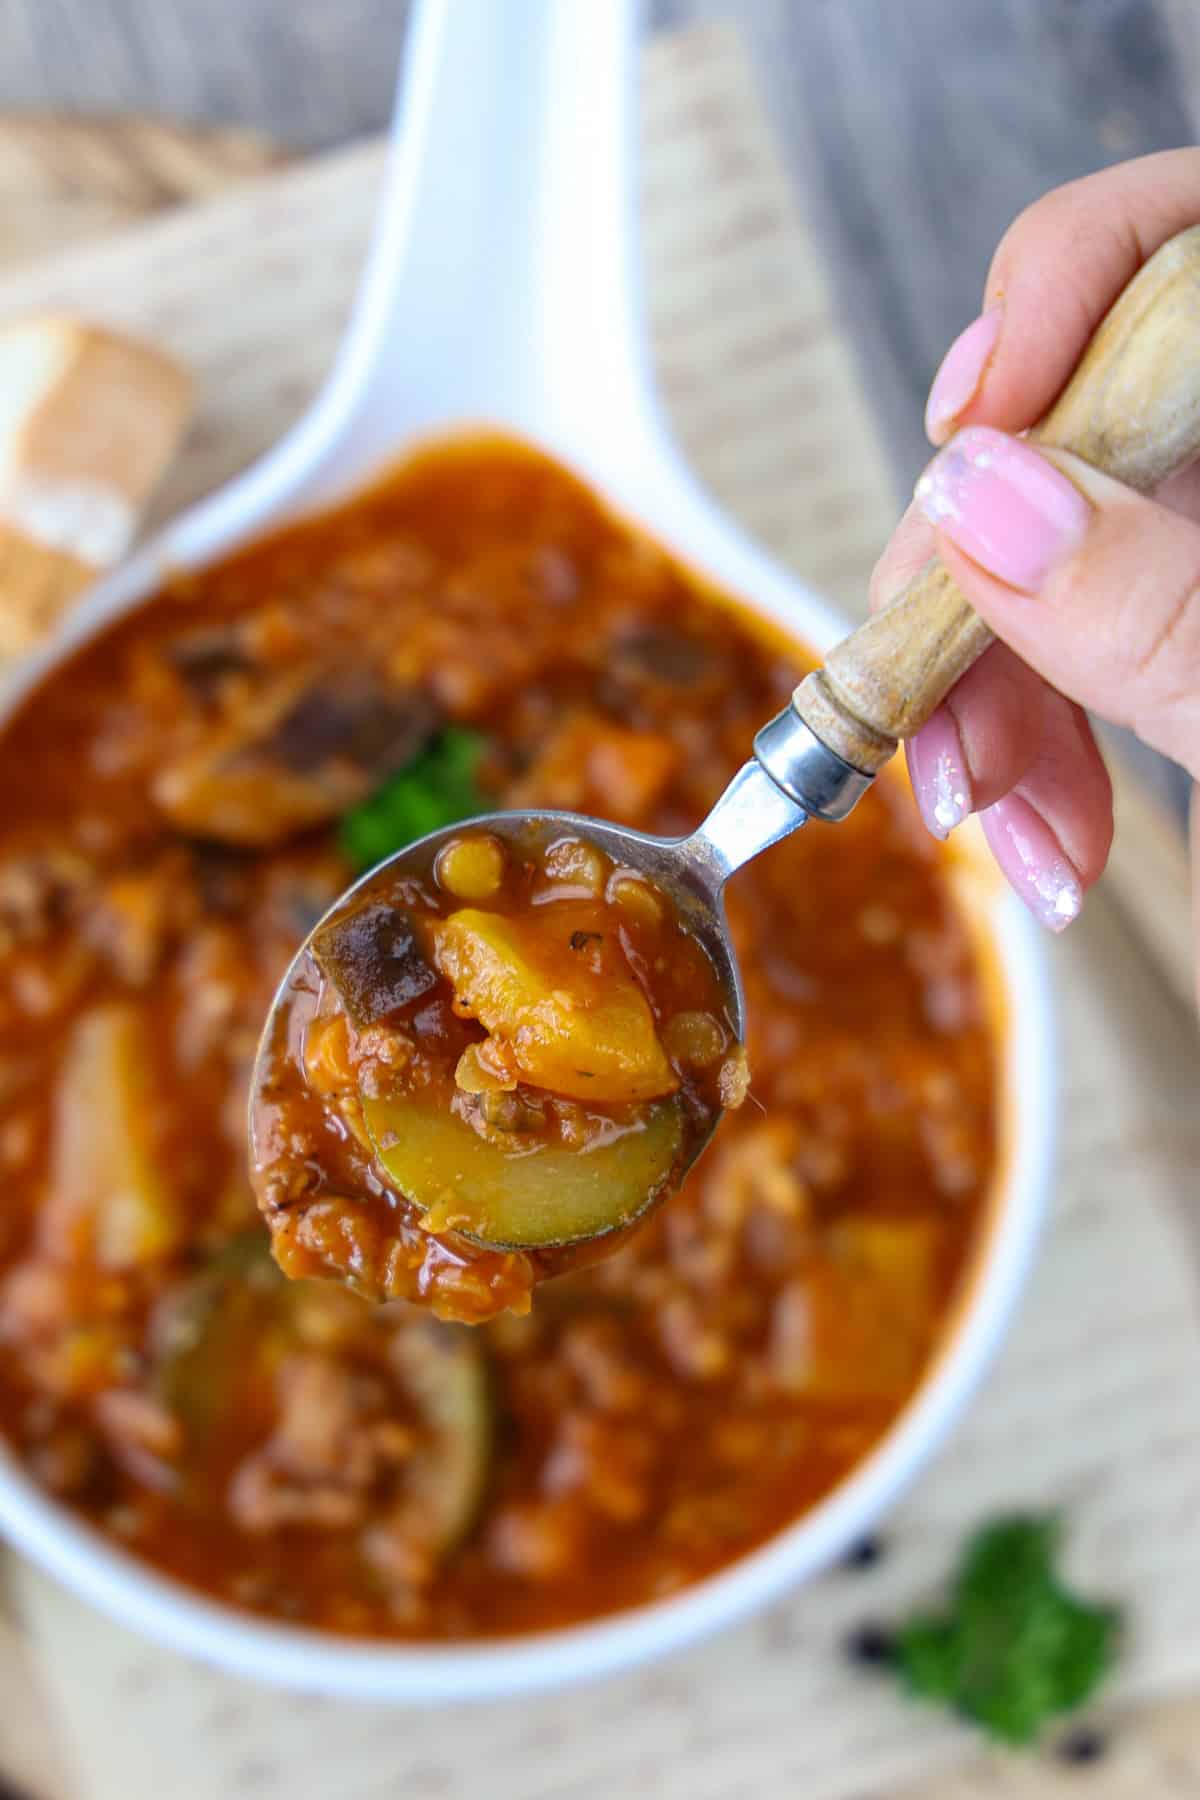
xmin=0 ymin=435 xmax=996 ymax=1638
xmin=253 ymin=827 xmax=737 ymax=1321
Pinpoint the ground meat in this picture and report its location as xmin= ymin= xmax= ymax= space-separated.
xmin=559 ymin=1314 xmax=648 ymax=1414
xmin=485 ymin=1496 xmax=585 ymax=1581
xmin=26 ymin=1423 xmax=99 ymax=1496
xmin=542 ymin=1410 xmax=657 ymax=1524
xmin=509 ymin=714 xmax=681 ymax=823
xmin=657 ymin=1293 xmax=731 ymax=1382
xmin=6 ymin=939 xmax=96 ymax=1021
xmin=0 ymin=845 xmax=95 ymax=947
xmin=172 ymin=924 xmax=255 ymax=1068
xmin=95 ymin=1387 xmax=183 ymax=1486
xmin=83 ymin=851 xmax=200 ymax=988
xmin=228 ymin=1352 xmax=415 ymax=1534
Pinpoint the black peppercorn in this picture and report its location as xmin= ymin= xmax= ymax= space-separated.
xmin=1056 ymin=1725 xmax=1108 ymax=1765
xmin=844 ymin=1623 xmax=896 ymax=1667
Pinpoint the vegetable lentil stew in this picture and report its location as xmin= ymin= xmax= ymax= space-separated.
xmin=253 ymin=825 xmax=746 ymax=1323
xmin=0 ymin=436 xmax=996 ymax=1637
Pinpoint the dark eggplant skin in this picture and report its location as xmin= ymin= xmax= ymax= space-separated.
xmin=310 ymin=898 xmax=439 ymax=1027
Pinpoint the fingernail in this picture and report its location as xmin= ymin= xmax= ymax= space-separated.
xmin=907 ymin=710 xmax=973 ymax=838
xmin=915 ymin=425 xmax=1090 ymax=592
xmin=925 ymin=308 xmax=1002 ymax=443
xmin=980 ymin=794 xmax=1083 ymax=932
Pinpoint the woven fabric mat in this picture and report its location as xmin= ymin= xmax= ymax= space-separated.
xmin=0 ymin=24 xmax=1198 ymax=1800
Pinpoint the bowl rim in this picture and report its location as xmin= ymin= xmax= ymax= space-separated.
xmin=0 ymin=438 xmax=1054 ymax=1703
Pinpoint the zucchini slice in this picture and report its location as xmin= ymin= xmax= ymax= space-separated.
xmin=363 ymin=1092 xmax=684 ymax=1250
xmin=154 ymin=1232 xmax=285 ymax=1454
xmin=389 ymin=1316 xmax=492 ymax=1552
xmin=155 ymin=1236 xmax=492 ymax=1553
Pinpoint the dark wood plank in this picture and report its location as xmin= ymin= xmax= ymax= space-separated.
xmin=695 ymin=0 xmax=1195 ymax=485
xmin=0 ymin=0 xmax=407 ymax=151
xmin=1163 ymin=0 xmax=1200 ymax=132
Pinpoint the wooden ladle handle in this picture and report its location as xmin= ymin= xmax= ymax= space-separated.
xmin=792 ymin=224 xmax=1200 ymax=774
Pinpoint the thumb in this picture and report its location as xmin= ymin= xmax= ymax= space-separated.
xmin=915 ymin=425 xmax=1200 ymax=780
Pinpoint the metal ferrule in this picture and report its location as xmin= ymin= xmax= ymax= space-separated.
xmin=753 ymin=706 xmax=875 ymax=823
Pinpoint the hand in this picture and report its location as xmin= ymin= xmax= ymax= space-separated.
xmin=872 ymin=150 xmax=1200 ymax=997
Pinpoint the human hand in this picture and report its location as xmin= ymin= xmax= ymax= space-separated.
xmin=872 ymin=151 xmax=1200 ymax=994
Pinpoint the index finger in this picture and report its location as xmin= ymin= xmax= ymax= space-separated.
xmin=929 ymin=149 xmax=1200 ymax=444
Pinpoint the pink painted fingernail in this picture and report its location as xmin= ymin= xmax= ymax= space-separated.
xmin=980 ymin=794 xmax=1083 ymax=932
xmin=915 ymin=426 xmax=1090 ymax=592
xmin=925 ymin=308 xmax=1002 ymax=443
xmin=907 ymin=710 xmax=973 ymax=838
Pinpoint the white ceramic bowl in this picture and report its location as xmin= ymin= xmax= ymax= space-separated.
xmin=0 ymin=0 xmax=1053 ymax=1699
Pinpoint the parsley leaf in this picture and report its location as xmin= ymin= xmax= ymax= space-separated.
xmin=890 ymin=1515 xmax=1120 ymax=1745
xmin=340 ymin=727 xmax=490 ymax=871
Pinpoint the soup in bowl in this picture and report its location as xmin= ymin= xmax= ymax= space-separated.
xmin=0 ymin=434 xmax=1050 ymax=1695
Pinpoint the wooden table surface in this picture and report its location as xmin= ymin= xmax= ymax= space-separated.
xmin=5 ymin=0 xmax=1198 ymax=821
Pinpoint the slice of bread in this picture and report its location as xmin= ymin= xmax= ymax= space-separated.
xmin=0 ymin=318 xmax=191 ymax=654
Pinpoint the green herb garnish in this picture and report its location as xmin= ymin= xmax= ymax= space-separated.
xmin=340 ymin=727 xmax=490 ymax=871
xmin=889 ymin=1515 xmax=1120 ymax=1745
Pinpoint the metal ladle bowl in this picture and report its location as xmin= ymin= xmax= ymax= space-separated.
xmin=250 ymin=709 xmax=868 ymax=1228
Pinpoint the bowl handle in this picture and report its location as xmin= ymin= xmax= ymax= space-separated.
xmin=317 ymin=0 xmax=660 ymax=472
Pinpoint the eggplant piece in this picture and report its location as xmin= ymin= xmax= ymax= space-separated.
xmin=47 ymin=1004 xmax=182 ymax=1270
xmin=363 ymin=1092 xmax=685 ymax=1250
xmin=259 ymin=676 xmax=438 ymax=778
xmin=153 ymin=667 xmax=440 ymax=847
xmin=188 ymin=843 xmax=253 ymax=916
xmin=612 ymin=624 xmax=716 ymax=688
xmin=168 ymin=626 xmax=257 ymax=700
xmin=310 ymin=898 xmax=438 ymax=1026
xmin=389 ymin=1317 xmax=492 ymax=1552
